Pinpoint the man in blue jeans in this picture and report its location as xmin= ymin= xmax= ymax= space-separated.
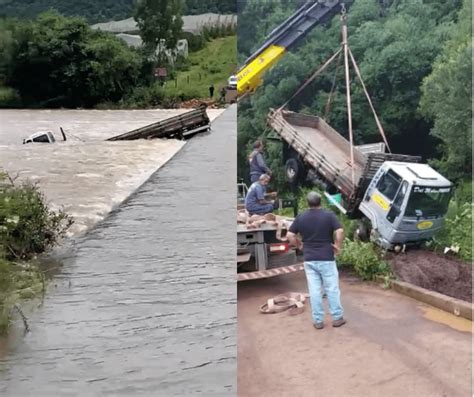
xmin=287 ymin=191 xmax=346 ymax=329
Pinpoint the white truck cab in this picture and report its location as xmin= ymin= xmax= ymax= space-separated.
xmin=359 ymin=162 xmax=452 ymax=249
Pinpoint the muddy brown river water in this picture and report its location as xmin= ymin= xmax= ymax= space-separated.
xmin=0 ymin=106 xmax=236 ymax=396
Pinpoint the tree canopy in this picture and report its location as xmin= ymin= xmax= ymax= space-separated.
xmin=2 ymin=11 xmax=143 ymax=107
xmin=133 ymin=0 xmax=183 ymax=58
xmin=420 ymin=0 xmax=472 ymax=181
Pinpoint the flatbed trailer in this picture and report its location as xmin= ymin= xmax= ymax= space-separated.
xmin=237 ymin=183 xmax=300 ymax=280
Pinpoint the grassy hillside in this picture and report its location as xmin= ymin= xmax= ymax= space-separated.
xmin=164 ymin=35 xmax=237 ymax=99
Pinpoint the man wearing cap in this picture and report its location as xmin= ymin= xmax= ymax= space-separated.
xmin=286 ymin=191 xmax=346 ymax=329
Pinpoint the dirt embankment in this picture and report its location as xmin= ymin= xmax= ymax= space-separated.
xmin=388 ymin=250 xmax=472 ymax=302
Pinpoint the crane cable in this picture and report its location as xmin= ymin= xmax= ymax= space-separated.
xmin=324 ymin=50 xmax=343 ymax=124
xmin=277 ymin=47 xmax=342 ymax=112
xmin=348 ymin=48 xmax=391 ymax=153
xmin=341 ymin=10 xmax=356 ymax=188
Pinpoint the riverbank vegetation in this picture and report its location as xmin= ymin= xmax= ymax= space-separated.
xmin=0 ymin=173 xmax=72 ymax=335
xmin=240 ymin=0 xmax=471 ymax=262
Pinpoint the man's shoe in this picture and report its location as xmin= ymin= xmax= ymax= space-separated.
xmin=313 ymin=322 xmax=324 ymax=330
xmin=332 ymin=317 xmax=346 ymax=327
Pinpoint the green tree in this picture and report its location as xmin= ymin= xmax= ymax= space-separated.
xmin=133 ymin=0 xmax=183 ymax=62
xmin=3 ymin=11 xmax=142 ymax=107
xmin=420 ymin=0 xmax=472 ymax=181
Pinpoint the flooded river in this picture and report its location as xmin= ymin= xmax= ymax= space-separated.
xmin=0 ymin=108 xmax=223 ymax=236
xmin=0 ymin=106 xmax=236 ymax=396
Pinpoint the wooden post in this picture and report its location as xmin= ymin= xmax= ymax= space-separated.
xmin=341 ymin=13 xmax=355 ymax=188
xmin=187 ymin=76 xmax=190 ymax=84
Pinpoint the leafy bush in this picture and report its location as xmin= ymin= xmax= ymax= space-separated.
xmin=0 ymin=86 xmax=21 ymax=108
xmin=0 ymin=180 xmax=73 ymax=261
xmin=431 ymin=201 xmax=472 ymax=262
xmin=201 ymin=18 xmax=237 ymax=41
xmin=337 ymin=239 xmax=391 ymax=280
xmin=121 ymin=84 xmax=166 ymax=108
xmin=0 ymin=172 xmax=72 ymax=334
xmin=181 ymin=31 xmax=206 ymax=52
xmin=427 ymin=180 xmax=472 ymax=262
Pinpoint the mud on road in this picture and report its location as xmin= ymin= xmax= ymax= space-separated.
xmin=388 ymin=251 xmax=472 ymax=302
xmin=238 ymin=271 xmax=472 ymax=397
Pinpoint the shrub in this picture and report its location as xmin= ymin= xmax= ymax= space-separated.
xmin=0 ymin=86 xmax=21 ymax=108
xmin=121 ymin=84 xmax=166 ymax=108
xmin=0 ymin=180 xmax=73 ymax=261
xmin=429 ymin=180 xmax=472 ymax=262
xmin=0 ymin=172 xmax=72 ymax=334
xmin=337 ymin=239 xmax=391 ymax=280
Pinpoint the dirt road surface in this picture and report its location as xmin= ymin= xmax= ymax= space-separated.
xmin=238 ymin=271 xmax=472 ymax=397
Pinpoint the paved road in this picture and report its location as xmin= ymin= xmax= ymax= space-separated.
xmin=0 ymin=105 xmax=237 ymax=397
xmin=238 ymin=271 xmax=472 ymax=397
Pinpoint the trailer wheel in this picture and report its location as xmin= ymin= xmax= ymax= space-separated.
xmin=285 ymin=158 xmax=302 ymax=185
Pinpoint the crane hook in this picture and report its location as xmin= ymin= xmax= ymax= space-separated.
xmin=340 ymin=3 xmax=347 ymax=17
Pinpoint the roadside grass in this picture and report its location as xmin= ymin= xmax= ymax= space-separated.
xmin=163 ymin=35 xmax=237 ymax=99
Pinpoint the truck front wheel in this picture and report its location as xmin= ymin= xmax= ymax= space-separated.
xmin=285 ymin=158 xmax=304 ymax=186
xmin=355 ymin=220 xmax=371 ymax=241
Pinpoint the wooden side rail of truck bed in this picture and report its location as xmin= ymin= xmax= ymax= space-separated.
xmin=108 ymin=105 xmax=210 ymax=141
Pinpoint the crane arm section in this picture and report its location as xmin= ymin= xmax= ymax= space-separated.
xmin=236 ymin=0 xmax=346 ymax=96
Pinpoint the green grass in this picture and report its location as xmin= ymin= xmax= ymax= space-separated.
xmin=164 ymin=35 xmax=237 ymax=99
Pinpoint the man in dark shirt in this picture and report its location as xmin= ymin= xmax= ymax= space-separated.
xmin=248 ymin=140 xmax=272 ymax=183
xmin=287 ymin=191 xmax=346 ymax=329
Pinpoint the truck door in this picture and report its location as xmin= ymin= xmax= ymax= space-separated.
xmin=386 ymin=181 xmax=408 ymax=224
xmin=369 ymin=169 xmax=402 ymax=238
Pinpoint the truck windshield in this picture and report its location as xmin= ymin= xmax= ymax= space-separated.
xmin=405 ymin=186 xmax=451 ymax=218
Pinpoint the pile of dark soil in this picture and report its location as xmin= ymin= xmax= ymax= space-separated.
xmin=388 ymin=250 xmax=472 ymax=302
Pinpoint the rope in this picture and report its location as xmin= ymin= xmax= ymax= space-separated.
xmin=259 ymin=292 xmax=310 ymax=315
xmin=278 ymin=47 xmax=342 ymax=111
xmin=324 ymin=51 xmax=343 ymax=122
xmin=348 ymin=48 xmax=392 ymax=153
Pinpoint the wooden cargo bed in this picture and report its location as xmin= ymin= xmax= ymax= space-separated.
xmin=268 ymin=108 xmax=366 ymax=198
